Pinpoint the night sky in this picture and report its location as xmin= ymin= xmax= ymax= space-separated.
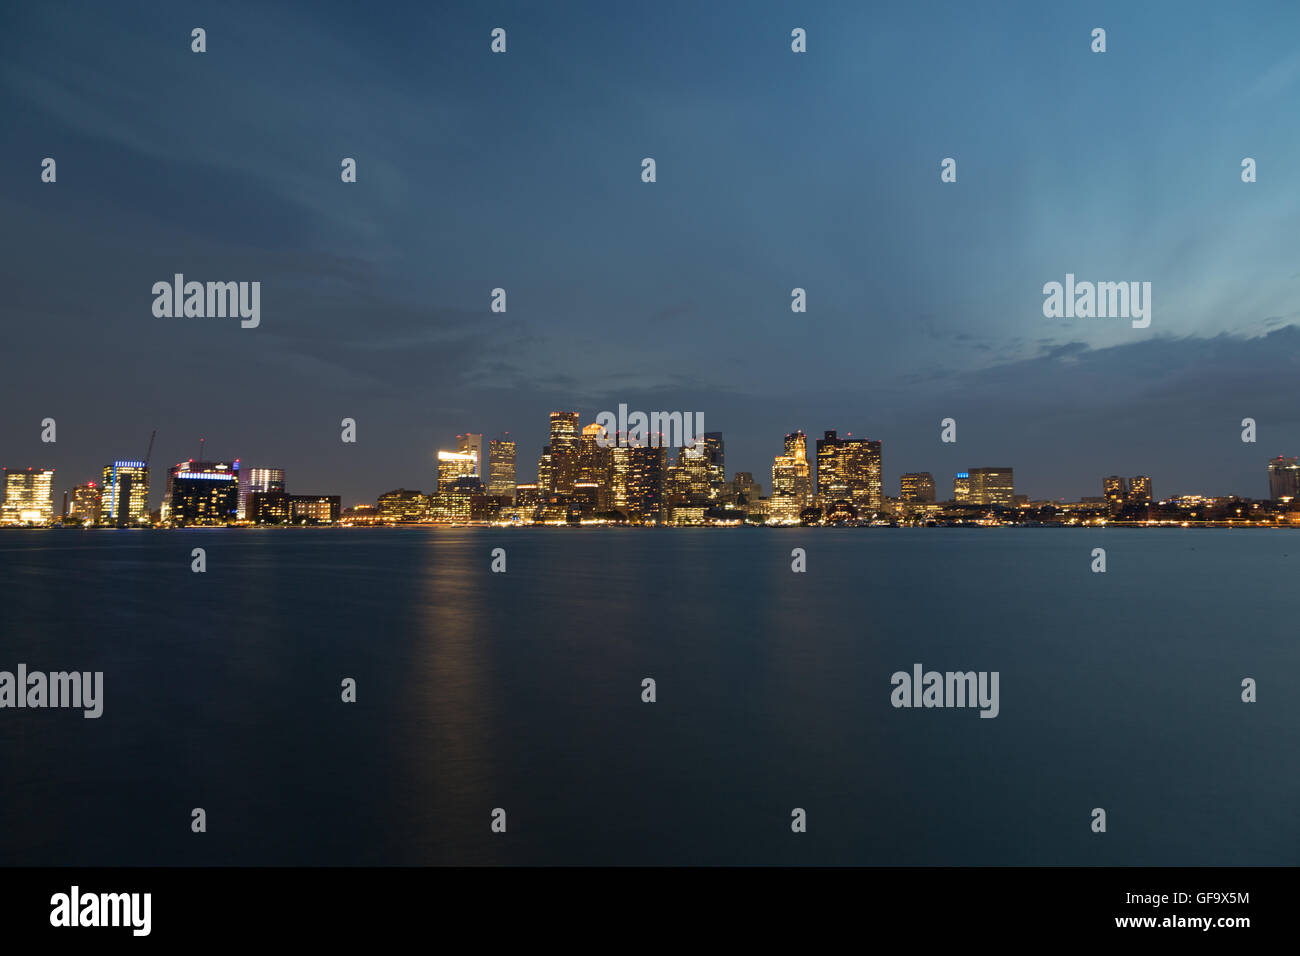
xmin=3 ymin=1 xmax=1299 ymax=506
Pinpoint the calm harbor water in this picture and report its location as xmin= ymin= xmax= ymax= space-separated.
xmin=0 ymin=527 xmax=1296 ymax=865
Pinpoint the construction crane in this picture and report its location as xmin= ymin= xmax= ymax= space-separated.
xmin=144 ymin=429 xmax=156 ymax=468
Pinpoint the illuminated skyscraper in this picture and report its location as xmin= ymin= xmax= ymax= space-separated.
xmin=702 ymin=432 xmax=725 ymax=498
xmin=968 ymin=467 xmax=1014 ymax=506
xmin=488 ymin=439 xmax=516 ymax=499
xmin=953 ymin=472 xmax=971 ymax=503
xmin=815 ymin=431 xmax=882 ymax=511
xmin=429 ymin=475 xmax=483 ymax=522
xmin=1103 ymin=475 xmax=1128 ymax=503
xmin=164 ymin=460 xmax=239 ymax=525
xmin=169 ymin=464 xmax=239 ymax=526
xmin=626 ymin=444 xmax=666 ymax=524
xmin=457 ymin=433 xmax=484 ymax=475
xmin=577 ymin=423 xmax=612 ymax=509
xmin=1128 ymin=475 xmax=1152 ymax=502
xmin=436 ymin=450 xmax=477 ymax=492
xmin=238 ymin=467 xmax=285 ymax=519
xmin=1268 ymin=456 xmax=1300 ymax=502
xmin=666 ymin=442 xmax=711 ymax=517
xmin=1 ymin=467 xmax=55 ymax=525
xmin=548 ymin=412 xmax=580 ymax=492
xmin=900 ymin=472 xmax=936 ymax=503
xmin=100 ymin=461 xmax=150 ymax=527
xmin=536 ymin=447 xmax=555 ymax=493
xmin=771 ymin=431 xmax=812 ymax=522
xmin=610 ymin=445 xmax=633 ymax=514
xmin=69 ymin=481 xmax=102 ymax=525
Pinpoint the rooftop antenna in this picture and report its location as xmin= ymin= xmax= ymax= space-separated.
xmin=199 ymin=437 xmax=205 ymax=463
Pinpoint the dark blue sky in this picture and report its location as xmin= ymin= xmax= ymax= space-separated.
xmin=3 ymin=1 xmax=1299 ymax=505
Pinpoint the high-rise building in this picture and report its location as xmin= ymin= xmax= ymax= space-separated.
xmin=666 ymin=442 xmax=711 ymax=514
xmin=968 ymin=467 xmax=1014 ymax=506
xmin=436 ymin=450 xmax=477 ymax=492
xmin=815 ymin=431 xmax=883 ymax=511
xmin=576 ymin=423 xmax=612 ymax=510
xmin=771 ymin=431 xmax=813 ymax=522
xmin=429 ymin=475 xmax=483 ymax=522
xmin=457 ymin=433 xmax=484 ymax=475
xmin=610 ymin=445 xmax=633 ymax=515
xmin=899 ymin=472 xmax=936 ymax=503
xmin=1128 ymin=475 xmax=1153 ymax=502
xmin=702 ymin=432 xmax=725 ymax=498
xmin=536 ymin=446 xmax=555 ymax=493
xmin=952 ymin=472 xmax=971 ymax=503
xmin=1 ymin=467 xmax=55 ymax=525
xmin=69 ymin=481 xmax=103 ymax=525
xmin=169 ymin=464 xmax=239 ymax=526
xmin=1268 ymin=456 xmax=1300 ymax=502
xmin=100 ymin=461 xmax=150 ymax=527
xmin=548 ymin=412 xmax=580 ymax=493
xmin=238 ymin=467 xmax=285 ymax=520
xmin=488 ymin=439 xmax=516 ymax=500
xmin=626 ymin=444 xmax=666 ymax=524
xmin=1103 ymin=475 xmax=1128 ymax=503
xmin=163 ymin=460 xmax=239 ymax=523
xmin=732 ymin=472 xmax=761 ymax=503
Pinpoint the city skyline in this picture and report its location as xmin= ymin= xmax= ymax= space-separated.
xmin=3 ymin=411 xmax=1299 ymax=525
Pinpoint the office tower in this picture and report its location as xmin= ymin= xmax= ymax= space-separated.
xmin=436 ymin=450 xmax=477 ymax=492
xmin=238 ymin=467 xmax=285 ymax=520
xmin=1268 ymin=456 xmax=1300 ymax=502
xmin=770 ymin=432 xmax=813 ymax=521
xmin=953 ymin=472 xmax=971 ymax=503
xmin=609 ymin=445 xmax=633 ymax=514
xmin=536 ymin=447 xmax=555 ymax=493
xmin=69 ymin=482 xmax=103 ymax=525
xmin=1103 ymin=475 xmax=1128 ymax=503
xmin=513 ymin=483 xmax=542 ymax=509
xmin=815 ymin=431 xmax=883 ymax=511
xmin=169 ymin=464 xmax=239 ymax=526
xmin=376 ymin=489 xmax=429 ymax=522
xmin=548 ymin=412 xmax=580 ymax=493
xmin=702 ymin=432 xmax=725 ymax=497
xmin=429 ymin=475 xmax=483 ymax=522
xmin=488 ymin=439 xmax=516 ymax=499
xmin=899 ymin=472 xmax=936 ymax=503
xmin=163 ymin=460 xmax=239 ymax=523
xmin=626 ymin=444 xmax=666 ymax=524
xmin=457 ymin=433 xmax=484 ymax=475
xmin=576 ymin=423 xmax=612 ymax=510
xmin=968 ymin=467 xmax=1014 ymax=506
xmin=1128 ymin=475 xmax=1153 ymax=502
xmin=1 ymin=467 xmax=55 ymax=525
xmin=100 ymin=461 xmax=150 ymax=527
xmin=732 ymin=472 xmax=760 ymax=503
